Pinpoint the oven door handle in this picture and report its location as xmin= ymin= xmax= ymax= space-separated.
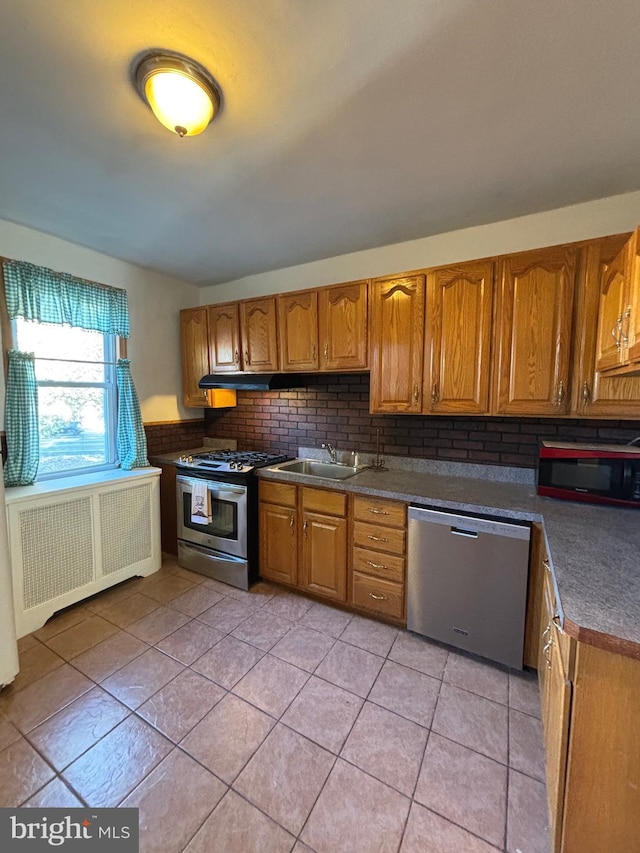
xmin=177 ymin=475 xmax=246 ymax=498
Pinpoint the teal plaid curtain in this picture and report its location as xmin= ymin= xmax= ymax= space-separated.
xmin=4 ymin=351 xmax=39 ymax=486
xmin=3 ymin=260 xmax=130 ymax=338
xmin=116 ymin=359 xmax=149 ymax=470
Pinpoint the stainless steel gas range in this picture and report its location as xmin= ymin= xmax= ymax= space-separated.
xmin=175 ymin=449 xmax=290 ymax=590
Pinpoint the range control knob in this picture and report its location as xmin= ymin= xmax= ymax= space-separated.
xmin=179 ymin=455 xmax=193 ymax=463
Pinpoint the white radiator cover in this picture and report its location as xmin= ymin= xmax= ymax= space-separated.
xmin=6 ymin=469 xmax=161 ymax=638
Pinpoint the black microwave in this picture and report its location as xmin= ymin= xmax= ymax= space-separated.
xmin=537 ymin=441 xmax=640 ymax=507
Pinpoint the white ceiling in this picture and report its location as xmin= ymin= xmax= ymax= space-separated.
xmin=1 ymin=0 xmax=640 ymax=286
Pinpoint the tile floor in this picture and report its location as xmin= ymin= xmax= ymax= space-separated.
xmin=0 ymin=556 xmax=550 ymax=853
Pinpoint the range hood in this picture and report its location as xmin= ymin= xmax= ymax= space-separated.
xmin=199 ymin=373 xmax=308 ymax=391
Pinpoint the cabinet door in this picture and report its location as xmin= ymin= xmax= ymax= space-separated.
xmin=369 ymin=274 xmax=425 ymax=413
xmin=259 ymin=502 xmax=298 ymax=585
xmin=425 ymin=261 xmax=493 ymax=414
xmin=595 ymin=240 xmax=629 ymax=372
xmin=240 ymin=296 xmax=279 ymax=372
xmin=626 ymin=229 xmax=640 ymax=364
xmin=208 ymin=303 xmax=241 ymax=372
xmin=278 ymin=290 xmax=319 ymax=371
xmin=301 ymin=511 xmax=347 ymax=602
xmin=180 ymin=307 xmax=211 ymax=407
xmin=571 ymin=235 xmax=640 ymax=417
xmin=494 ymin=246 xmax=576 ymax=415
xmin=543 ymin=627 xmax=572 ymax=852
xmin=318 ymin=281 xmax=368 ymax=371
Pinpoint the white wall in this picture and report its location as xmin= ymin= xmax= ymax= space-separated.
xmin=0 ymin=220 xmax=201 ymax=422
xmin=200 ymin=190 xmax=640 ymax=303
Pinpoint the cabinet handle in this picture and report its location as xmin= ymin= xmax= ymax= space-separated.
xmin=622 ymin=306 xmax=632 ymax=345
xmin=543 ymin=557 xmax=551 ymax=573
xmin=289 ymin=515 xmax=294 ymax=532
xmin=555 ymin=380 xmax=565 ymax=406
xmin=367 ymin=508 xmax=389 ymax=515
xmin=582 ymin=381 xmax=590 ymax=404
xmin=245 ymin=349 xmax=250 ymax=365
xmin=303 ymin=520 xmax=308 ymax=537
xmin=369 ymin=592 xmax=388 ymax=601
xmin=234 ymin=349 xmax=239 ymax=364
xmin=365 ymin=560 xmax=388 ymax=570
xmin=541 ymin=624 xmax=551 ymax=642
xmin=311 ymin=344 xmax=316 ymax=361
xmin=202 ymin=390 xmax=208 ymax=400
xmin=368 ymin=535 xmax=389 ymax=542
xmin=612 ymin=315 xmax=623 ymax=349
xmin=431 ymin=383 xmax=439 ymax=404
xmin=324 ymin=342 xmax=329 ymax=361
xmin=413 ymin=384 xmax=419 ymax=403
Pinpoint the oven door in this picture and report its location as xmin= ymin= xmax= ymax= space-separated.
xmin=176 ymin=475 xmax=247 ymax=558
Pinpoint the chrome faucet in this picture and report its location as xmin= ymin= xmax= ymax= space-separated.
xmin=322 ymin=442 xmax=337 ymax=463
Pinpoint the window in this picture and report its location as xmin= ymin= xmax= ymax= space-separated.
xmin=14 ymin=319 xmax=118 ymax=478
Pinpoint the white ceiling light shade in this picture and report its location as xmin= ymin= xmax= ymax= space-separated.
xmin=134 ymin=52 xmax=221 ymax=138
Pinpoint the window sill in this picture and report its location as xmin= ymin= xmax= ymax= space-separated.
xmin=4 ymin=466 xmax=161 ymax=505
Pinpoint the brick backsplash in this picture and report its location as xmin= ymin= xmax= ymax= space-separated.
xmin=145 ymin=419 xmax=206 ymax=457
xmin=202 ymin=374 xmax=640 ymax=468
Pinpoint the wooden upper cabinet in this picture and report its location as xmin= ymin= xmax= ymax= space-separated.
xmin=369 ymin=274 xmax=425 ymax=413
xmin=424 ymin=261 xmax=494 ymax=414
xmin=278 ymin=290 xmax=319 ymax=371
xmin=239 ymin=296 xmax=279 ymax=372
xmin=628 ymin=230 xmax=640 ymax=364
xmin=318 ymin=281 xmax=368 ymax=371
xmin=180 ymin=307 xmax=211 ymax=407
xmin=595 ymin=240 xmax=629 ymax=372
xmin=208 ymin=302 xmax=241 ymax=372
xmin=571 ymin=234 xmax=640 ymax=417
xmin=494 ymin=246 xmax=576 ymax=415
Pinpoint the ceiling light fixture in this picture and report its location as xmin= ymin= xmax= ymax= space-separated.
xmin=133 ymin=51 xmax=221 ymax=138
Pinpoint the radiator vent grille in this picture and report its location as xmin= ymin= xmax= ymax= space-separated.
xmin=20 ymin=497 xmax=94 ymax=610
xmin=100 ymin=484 xmax=152 ymax=575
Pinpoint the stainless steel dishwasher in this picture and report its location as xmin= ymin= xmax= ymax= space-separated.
xmin=407 ymin=506 xmax=531 ymax=669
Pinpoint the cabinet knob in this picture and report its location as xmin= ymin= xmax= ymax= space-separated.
xmin=582 ymin=381 xmax=590 ymax=404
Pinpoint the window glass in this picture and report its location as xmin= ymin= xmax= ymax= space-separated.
xmin=14 ymin=319 xmax=118 ymax=479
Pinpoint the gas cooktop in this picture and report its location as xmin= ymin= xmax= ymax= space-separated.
xmin=175 ymin=449 xmax=290 ymax=474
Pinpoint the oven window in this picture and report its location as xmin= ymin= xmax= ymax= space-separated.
xmin=182 ymin=492 xmax=238 ymax=540
xmin=550 ymin=460 xmax=613 ymax=492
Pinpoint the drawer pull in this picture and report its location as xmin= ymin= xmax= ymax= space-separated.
xmin=369 ymin=592 xmax=387 ymax=601
xmin=543 ymin=558 xmax=551 ymax=573
xmin=368 ymin=535 xmax=389 ymax=542
xmin=367 ymin=508 xmax=389 ymax=515
xmin=366 ymin=560 xmax=388 ymax=570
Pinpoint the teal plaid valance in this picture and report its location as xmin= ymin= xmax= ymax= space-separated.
xmin=3 ymin=260 xmax=130 ymax=338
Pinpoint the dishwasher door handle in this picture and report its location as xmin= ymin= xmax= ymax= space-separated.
xmin=450 ymin=526 xmax=479 ymax=538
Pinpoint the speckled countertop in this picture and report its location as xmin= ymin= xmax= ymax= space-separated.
xmin=259 ymin=460 xmax=640 ymax=656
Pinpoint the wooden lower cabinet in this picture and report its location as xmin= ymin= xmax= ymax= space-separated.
xmin=301 ymin=511 xmax=347 ymax=602
xmin=259 ymin=482 xmax=298 ymax=586
xmin=532 ymin=558 xmax=640 ymax=852
xmin=349 ymin=495 xmax=407 ymax=621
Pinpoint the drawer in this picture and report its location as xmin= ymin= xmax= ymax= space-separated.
xmin=259 ymin=480 xmax=296 ymax=508
xmin=353 ymin=496 xmax=406 ymax=528
xmin=353 ymin=520 xmax=406 ymax=555
xmin=302 ymin=487 xmax=346 ymax=517
xmin=352 ymin=572 xmax=404 ymax=621
xmin=352 ymin=546 xmax=404 ymax=583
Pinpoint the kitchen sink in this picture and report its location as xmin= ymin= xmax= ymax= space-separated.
xmin=269 ymin=458 xmax=368 ymax=480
